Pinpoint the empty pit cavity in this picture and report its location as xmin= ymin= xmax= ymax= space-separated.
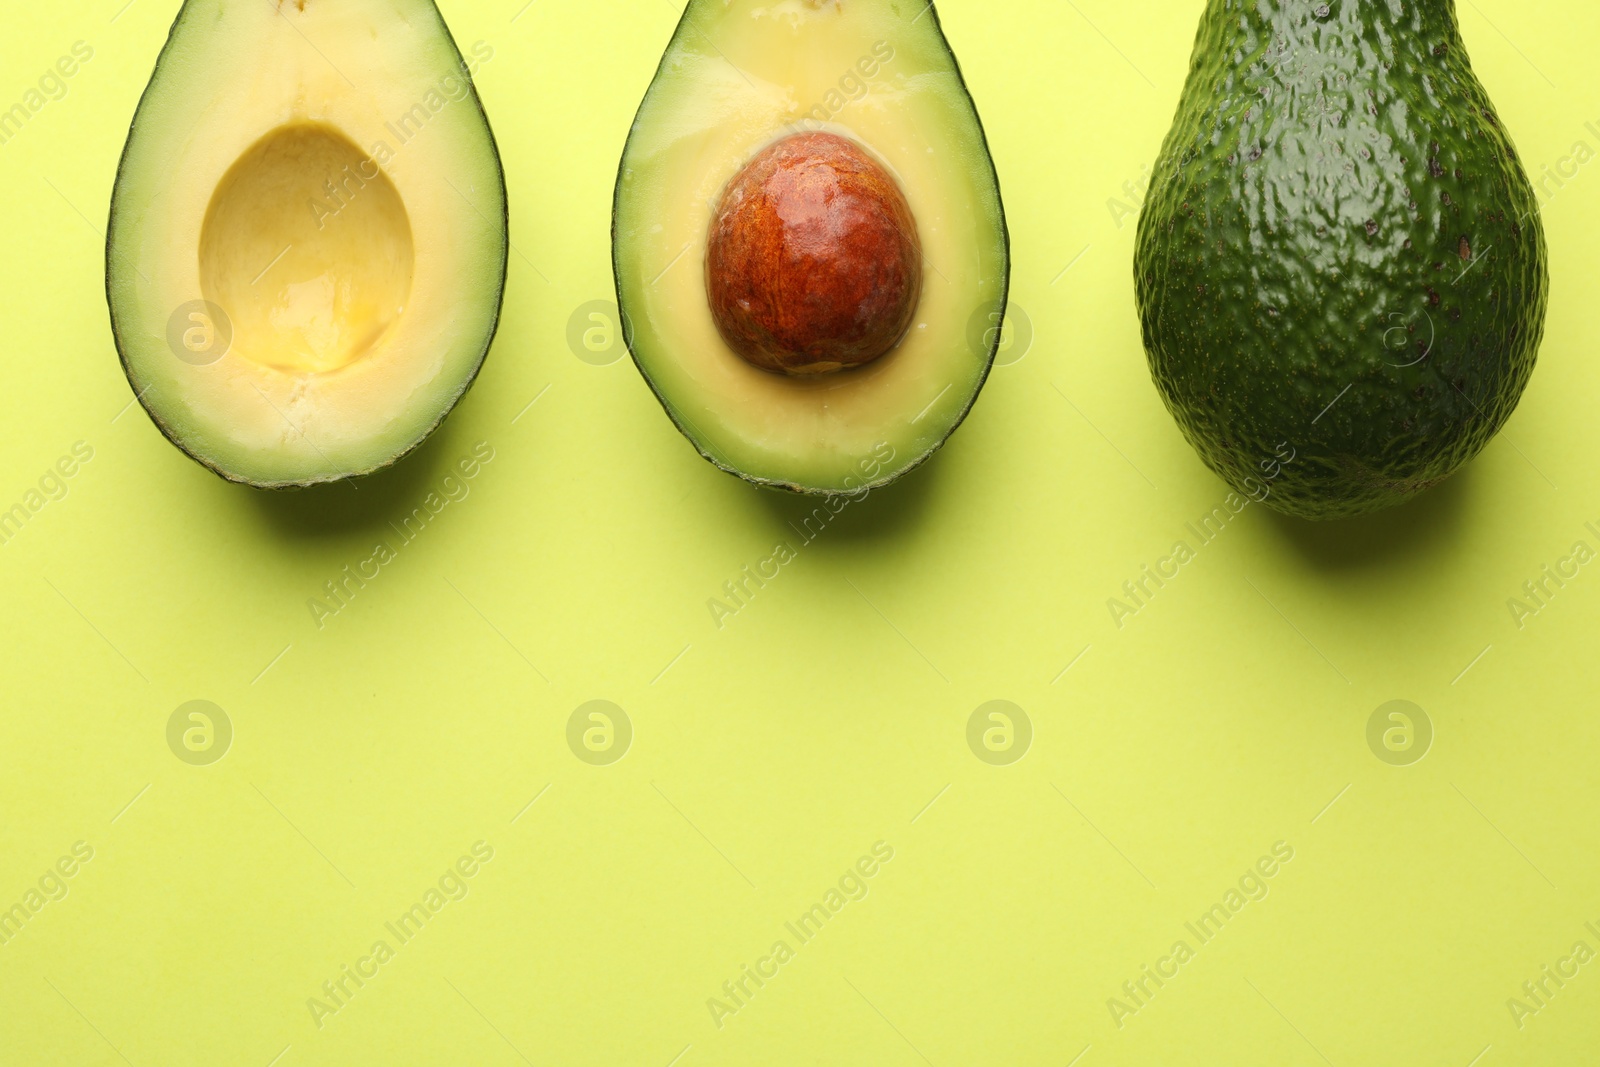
xmin=199 ymin=122 xmax=414 ymax=375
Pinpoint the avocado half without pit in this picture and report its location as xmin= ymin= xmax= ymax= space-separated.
xmin=107 ymin=0 xmax=507 ymax=488
xmin=614 ymin=0 xmax=1009 ymax=495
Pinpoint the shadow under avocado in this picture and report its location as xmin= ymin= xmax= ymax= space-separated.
xmin=751 ymin=450 xmax=944 ymax=549
xmin=1261 ymin=463 xmax=1475 ymax=574
xmin=245 ymin=413 xmax=464 ymax=543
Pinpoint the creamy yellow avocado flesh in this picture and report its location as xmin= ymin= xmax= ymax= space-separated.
xmin=108 ymin=0 xmax=506 ymax=487
xmin=615 ymin=0 xmax=1009 ymax=494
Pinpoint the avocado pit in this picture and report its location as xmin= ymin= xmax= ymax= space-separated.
xmin=705 ymin=131 xmax=922 ymax=376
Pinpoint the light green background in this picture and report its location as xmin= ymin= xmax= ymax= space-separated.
xmin=3 ymin=1 xmax=1599 ymax=1064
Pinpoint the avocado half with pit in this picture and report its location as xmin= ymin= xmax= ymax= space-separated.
xmin=107 ymin=0 xmax=507 ymax=488
xmin=613 ymin=0 xmax=1009 ymax=495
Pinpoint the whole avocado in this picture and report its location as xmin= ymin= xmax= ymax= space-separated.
xmin=1135 ymin=0 xmax=1547 ymax=520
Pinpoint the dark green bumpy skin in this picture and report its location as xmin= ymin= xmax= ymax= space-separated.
xmin=1135 ymin=0 xmax=1547 ymax=520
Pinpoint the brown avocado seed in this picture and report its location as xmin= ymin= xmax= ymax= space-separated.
xmin=705 ymin=131 xmax=922 ymax=376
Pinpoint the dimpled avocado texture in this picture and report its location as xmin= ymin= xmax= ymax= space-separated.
xmin=1135 ymin=0 xmax=1547 ymax=520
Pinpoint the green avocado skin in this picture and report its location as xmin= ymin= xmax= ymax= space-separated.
xmin=1135 ymin=0 xmax=1548 ymax=520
